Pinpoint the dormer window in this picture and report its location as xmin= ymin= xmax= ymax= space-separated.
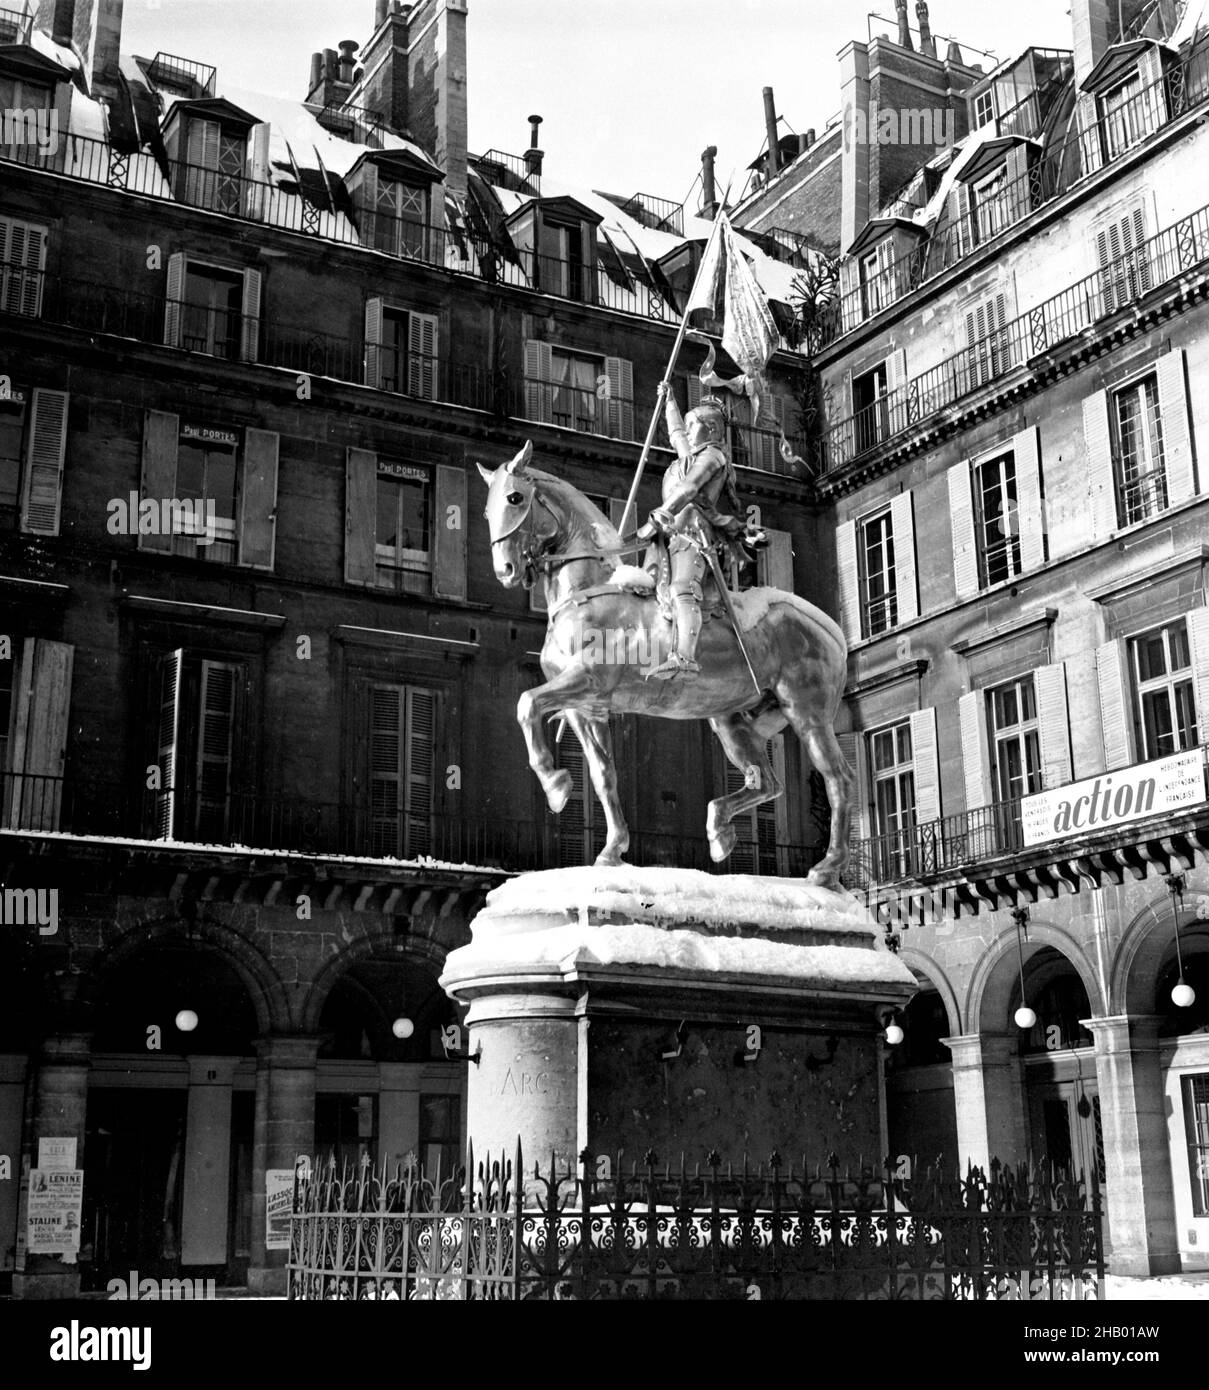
xmin=347 ymin=152 xmax=443 ymax=264
xmin=1082 ymin=39 xmax=1173 ymax=160
xmin=505 ymin=196 xmax=601 ymax=306
xmin=538 ymin=215 xmax=588 ymax=300
xmin=183 ymin=119 xmax=246 ymax=215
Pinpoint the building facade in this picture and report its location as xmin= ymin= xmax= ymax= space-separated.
xmin=0 ymin=0 xmax=824 ymax=1295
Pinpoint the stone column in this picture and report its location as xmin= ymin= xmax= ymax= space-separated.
xmin=1087 ymin=1015 xmax=1180 ymax=1276
xmin=13 ymin=1032 xmax=91 ymax=1300
xmin=180 ymin=1057 xmax=235 ymax=1269
xmin=248 ymin=1036 xmax=317 ymax=1297
xmin=943 ymin=1033 xmax=1028 ymax=1171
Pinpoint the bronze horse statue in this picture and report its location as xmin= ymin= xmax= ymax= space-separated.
xmin=477 ymin=442 xmax=854 ymax=889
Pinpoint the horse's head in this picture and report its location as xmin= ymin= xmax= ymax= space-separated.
xmin=477 ymin=441 xmax=557 ymax=589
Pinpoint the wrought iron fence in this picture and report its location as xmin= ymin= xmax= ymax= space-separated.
xmin=287 ymin=1145 xmax=1104 ymax=1301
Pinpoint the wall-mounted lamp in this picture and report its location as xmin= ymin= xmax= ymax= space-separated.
xmin=174 ymin=1009 xmax=199 ymax=1032
xmin=440 ymin=1023 xmax=481 ymax=1066
xmin=877 ymin=1006 xmax=904 ymax=1046
xmin=1165 ymin=874 xmax=1197 ymax=1009
xmin=1011 ymin=906 xmax=1037 ymax=1030
xmin=660 ymin=1020 xmax=689 ymax=1062
xmin=392 ymin=1016 xmax=415 ymax=1039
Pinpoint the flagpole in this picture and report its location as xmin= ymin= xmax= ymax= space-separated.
xmin=617 ymin=209 xmax=728 ymax=539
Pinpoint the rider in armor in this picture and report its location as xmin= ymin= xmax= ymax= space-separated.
xmin=636 ymin=382 xmax=743 ymax=681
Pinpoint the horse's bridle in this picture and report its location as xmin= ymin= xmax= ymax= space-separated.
xmin=490 ymin=481 xmax=645 ymax=588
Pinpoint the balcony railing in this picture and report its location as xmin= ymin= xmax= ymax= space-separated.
xmin=821 ymin=36 xmax=1209 ymax=344
xmin=848 ymin=744 xmax=1209 ymax=892
xmin=821 ymin=200 xmax=1209 ymax=473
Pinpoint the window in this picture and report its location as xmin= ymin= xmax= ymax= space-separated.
xmin=852 ymin=361 xmax=890 ymax=454
xmin=368 ymin=682 xmax=435 ymax=857
xmin=1101 ymin=71 xmax=1149 ymax=158
xmin=973 ymin=88 xmax=996 ymax=129
xmin=858 ymin=509 xmax=896 ymax=636
xmin=0 ymin=216 xmax=48 ymax=317
xmin=180 ymin=264 xmax=243 ymax=360
xmin=973 ymin=450 xmax=1021 ymax=586
xmin=972 ymin=166 xmax=1009 ymax=242
xmin=551 ymin=349 xmax=602 ymax=433
xmin=859 ymin=242 xmax=895 ymax=317
xmin=1183 ymin=1074 xmax=1209 ymax=1217
xmin=524 ymin=341 xmax=634 ymax=439
xmin=182 ymin=118 xmax=245 ymax=215
xmin=0 ymin=75 xmax=52 ymax=114
xmin=380 ymin=306 xmax=438 ymax=400
xmin=0 ymin=389 xmax=25 ymax=520
xmin=373 ymin=176 xmax=428 ymax=258
xmin=870 ymin=722 xmax=916 ymax=880
xmin=988 ymin=676 xmax=1042 ymax=802
xmin=1130 ymin=619 xmax=1198 ymax=761
xmin=375 ymin=461 xmax=432 ymax=594
xmin=538 ymin=216 xmax=588 ymax=300
xmin=1113 ymin=373 xmax=1166 ymax=524
xmin=174 ymin=435 xmax=238 ymax=563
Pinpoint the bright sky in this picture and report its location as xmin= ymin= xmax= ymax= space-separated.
xmin=122 ymin=0 xmax=1078 ymax=204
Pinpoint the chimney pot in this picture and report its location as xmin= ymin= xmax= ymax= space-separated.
xmin=375 ymin=0 xmax=389 ymax=25
xmin=309 ymin=51 xmax=323 ymax=94
xmin=762 ymin=86 xmax=780 ymax=177
xmin=946 ymin=39 xmax=964 ymax=64
xmin=916 ymin=2 xmax=937 ymax=57
xmin=895 ymin=0 xmax=914 ymax=49
xmin=699 ymin=143 xmax=718 ymax=218
xmin=528 ymin=113 xmax=543 ymax=148
xmin=323 ymin=48 xmax=338 ymax=81
xmin=524 ymin=116 xmax=544 ymax=175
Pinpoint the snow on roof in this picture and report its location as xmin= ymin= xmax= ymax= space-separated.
xmin=30 ymin=25 xmax=80 ymax=74
xmin=1173 ymin=0 xmax=1209 ymax=47
xmin=910 ymin=124 xmax=1004 ymax=228
xmin=67 ymin=91 xmax=109 ymax=141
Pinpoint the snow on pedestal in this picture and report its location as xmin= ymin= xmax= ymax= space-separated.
xmin=440 ymin=867 xmax=916 ymax=1171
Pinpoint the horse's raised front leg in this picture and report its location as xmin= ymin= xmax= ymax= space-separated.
xmin=516 ymin=667 xmax=596 ymax=812
xmin=565 ymin=712 xmax=630 ymax=866
xmin=706 ymin=714 xmax=782 ymax=864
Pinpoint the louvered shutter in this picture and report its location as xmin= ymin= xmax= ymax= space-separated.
xmin=1076 ymin=93 xmax=1104 ymax=175
xmin=0 ymin=217 xmax=47 ymax=317
xmin=556 ymin=731 xmax=602 ymax=865
xmin=525 ymin=339 xmax=554 ymax=424
xmin=1010 ymin=426 xmax=1046 ymax=571
xmin=947 ymin=461 xmax=979 ymax=598
xmin=344 ymin=447 xmax=378 ymax=586
xmin=369 ymin=684 xmax=404 ymax=855
xmin=890 ymin=491 xmax=918 ymax=624
xmin=154 ymin=649 xmax=183 ymax=839
xmin=185 ymin=118 xmax=221 ymax=207
xmin=404 ymin=686 xmax=434 ymax=856
xmin=604 ymin=356 xmax=634 ymax=440
xmin=958 ymin=690 xmax=992 ymax=810
xmin=720 ymin=735 xmax=785 ymax=875
xmin=244 ymin=122 xmax=271 ymax=220
xmin=759 ymin=529 xmax=794 ymax=592
xmin=364 ymin=297 xmax=384 ymax=390
xmin=1156 ymin=349 xmax=1195 ymax=505
xmin=1097 ymin=205 xmax=1149 ymax=314
xmin=238 ymin=428 xmax=279 ymax=570
xmin=164 ymin=252 xmax=186 ymax=348
xmin=1005 ymin=142 xmax=1032 ymax=223
xmin=909 ymin=708 xmax=941 ymax=827
xmin=139 ymin=410 xmax=179 ymax=553
xmin=357 ymin=160 xmax=381 ymax=248
xmin=196 ymin=661 xmax=237 ymax=840
xmin=1082 ymin=389 xmax=1118 ymax=539
xmin=1186 ymin=606 xmax=1209 ymax=743
xmin=1096 ymin=639 xmax=1134 ymax=770
xmin=408 ymin=310 xmax=439 ymax=400
xmin=835 ymin=731 xmax=869 ymax=848
xmin=836 ymin=519 xmax=860 ymax=641
xmin=433 ymin=464 xmax=467 ymax=600
xmin=19 ymin=388 xmax=68 ymax=536
xmin=7 ymin=637 xmax=73 ymax=831
xmin=1035 ymin=662 xmax=1073 ymax=789
xmin=686 ymin=374 xmax=705 ymax=410
xmin=239 ymin=268 xmax=262 ymax=363
xmin=949 ymin=181 xmax=972 ymax=256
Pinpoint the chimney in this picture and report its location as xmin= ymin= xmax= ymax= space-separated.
xmin=916 ymin=2 xmax=937 ymax=58
xmin=839 ymin=41 xmax=872 ymax=254
xmin=309 ymin=52 xmax=323 ymax=97
xmin=37 ymin=0 xmax=125 ymax=97
xmin=762 ymin=86 xmax=780 ymax=177
xmin=699 ymin=144 xmax=719 ymax=219
xmin=524 ymin=113 xmax=544 ymax=177
xmin=946 ymin=39 xmax=964 ymax=64
xmin=895 ymin=0 xmax=914 ymax=49
xmin=338 ymin=40 xmax=358 ymax=84
xmin=375 ymin=0 xmax=389 ymax=26
xmin=1071 ymin=0 xmax=1115 ymax=82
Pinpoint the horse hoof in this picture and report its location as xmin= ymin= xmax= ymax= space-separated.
xmin=708 ymin=827 xmax=737 ymax=863
xmin=544 ymin=770 xmax=573 ymax=813
xmin=594 ymin=851 xmax=630 ymax=868
xmin=806 ymin=869 xmax=841 ymax=891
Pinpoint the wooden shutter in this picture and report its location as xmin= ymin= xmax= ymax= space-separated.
xmin=196 ymin=660 xmax=237 ymax=839
xmin=947 ymin=461 xmax=978 ymax=599
xmin=357 ymin=160 xmax=381 ymax=246
xmin=1035 ymin=662 xmax=1073 ymax=789
xmin=555 ymin=733 xmax=597 ymax=865
xmin=1013 ymin=426 xmax=1046 ymax=571
xmin=244 ymin=122 xmax=271 ymax=219
xmin=524 ymin=339 xmax=554 ymax=423
xmin=1186 ymin=606 xmax=1209 ymax=740
xmin=404 ymin=686 xmax=434 ymax=856
xmin=835 ymin=731 xmax=868 ymax=845
xmin=238 ymin=427 xmax=279 ymax=570
xmin=19 ymin=388 xmax=68 ymax=536
xmin=139 ymin=410 xmax=179 ymax=553
xmin=836 ymin=519 xmax=860 ymax=641
xmin=909 ymin=707 xmax=941 ymax=825
xmin=949 ymin=181 xmax=972 ymax=255
xmin=1096 ymin=204 xmax=1149 ymax=314
xmin=364 ymin=297 xmax=384 ymax=390
xmin=1082 ymin=389 xmax=1118 ymax=539
xmin=604 ymin=356 xmax=634 ymax=440
xmin=239 ymin=268 xmax=262 ymax=363
xmin=686 ymin=374 xmax=705 ymax=410
xmin=369 ymin=684 xmax=404 ymax=855
xmin=186 ymin=118 xmax=221 ymax=170
xmin=1096 ymin=639 xmax=1134 ymax=770
xmin=719 ymin=735 xmax=786 ymax=874
xmin=164 ymin=251 xmax=186 ymax=348
xmin=760 ymin=528 xmax=794 ymax=592
xmin=958 ymin=690 xmax=992 ymax=810
xmin=408 ymin=310 xmax=439 ymax=400
xmin=7 ymin=638 xmax=73 ymax=830
xmin=433 ymin=464 xmax=467 ymax=600
xmin=1005 ymin=142 xmax=1032 ymax=222
xmin=154 ymin=648 xmax=183 ymax=839
xmin=1156 ymin=349 xmax=1196 ymax=505
xmin=0 ymin=216 xmax=48 ymax=317
xmin=345 ymin=447 xmax=377 ymax=586
xmin=890 ymin=491 xmax=918 ymax=624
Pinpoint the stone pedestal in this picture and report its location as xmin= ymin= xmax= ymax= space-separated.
xmin=440 ymin=868 xmax=916 ymax=1177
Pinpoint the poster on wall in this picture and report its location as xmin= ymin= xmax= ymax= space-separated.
xmin=26 ymin=1168 xmax=83 ymax=1256
xmin=265 ymin=1170 xmax=295 ymax=1250
xmin=37 ymin=1138 xmax=77 ymax=1172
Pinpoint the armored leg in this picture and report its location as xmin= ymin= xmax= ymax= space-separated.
xmin=646 ymin=545 xmax=705 ymax=681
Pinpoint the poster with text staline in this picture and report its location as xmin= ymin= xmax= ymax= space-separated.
xmin=26 ymin=1169 xmax=83 ymax=1256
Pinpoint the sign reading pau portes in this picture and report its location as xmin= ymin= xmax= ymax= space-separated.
xmin=1021 ymin=749 xmax=1204 ymax=848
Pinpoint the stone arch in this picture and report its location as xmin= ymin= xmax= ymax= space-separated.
xmin=965 ymin=918 xmax=1104 ymax=1035
xmin=300 ymin=930 xmax=450 ymax=1034
xmin=1112 ymin=886 xmax=1209 ymax=1018
xmin=899 ymin=947 xmax=960 ymax=1037
xmin=78 ymin=916 xmax=291 ymax=1036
